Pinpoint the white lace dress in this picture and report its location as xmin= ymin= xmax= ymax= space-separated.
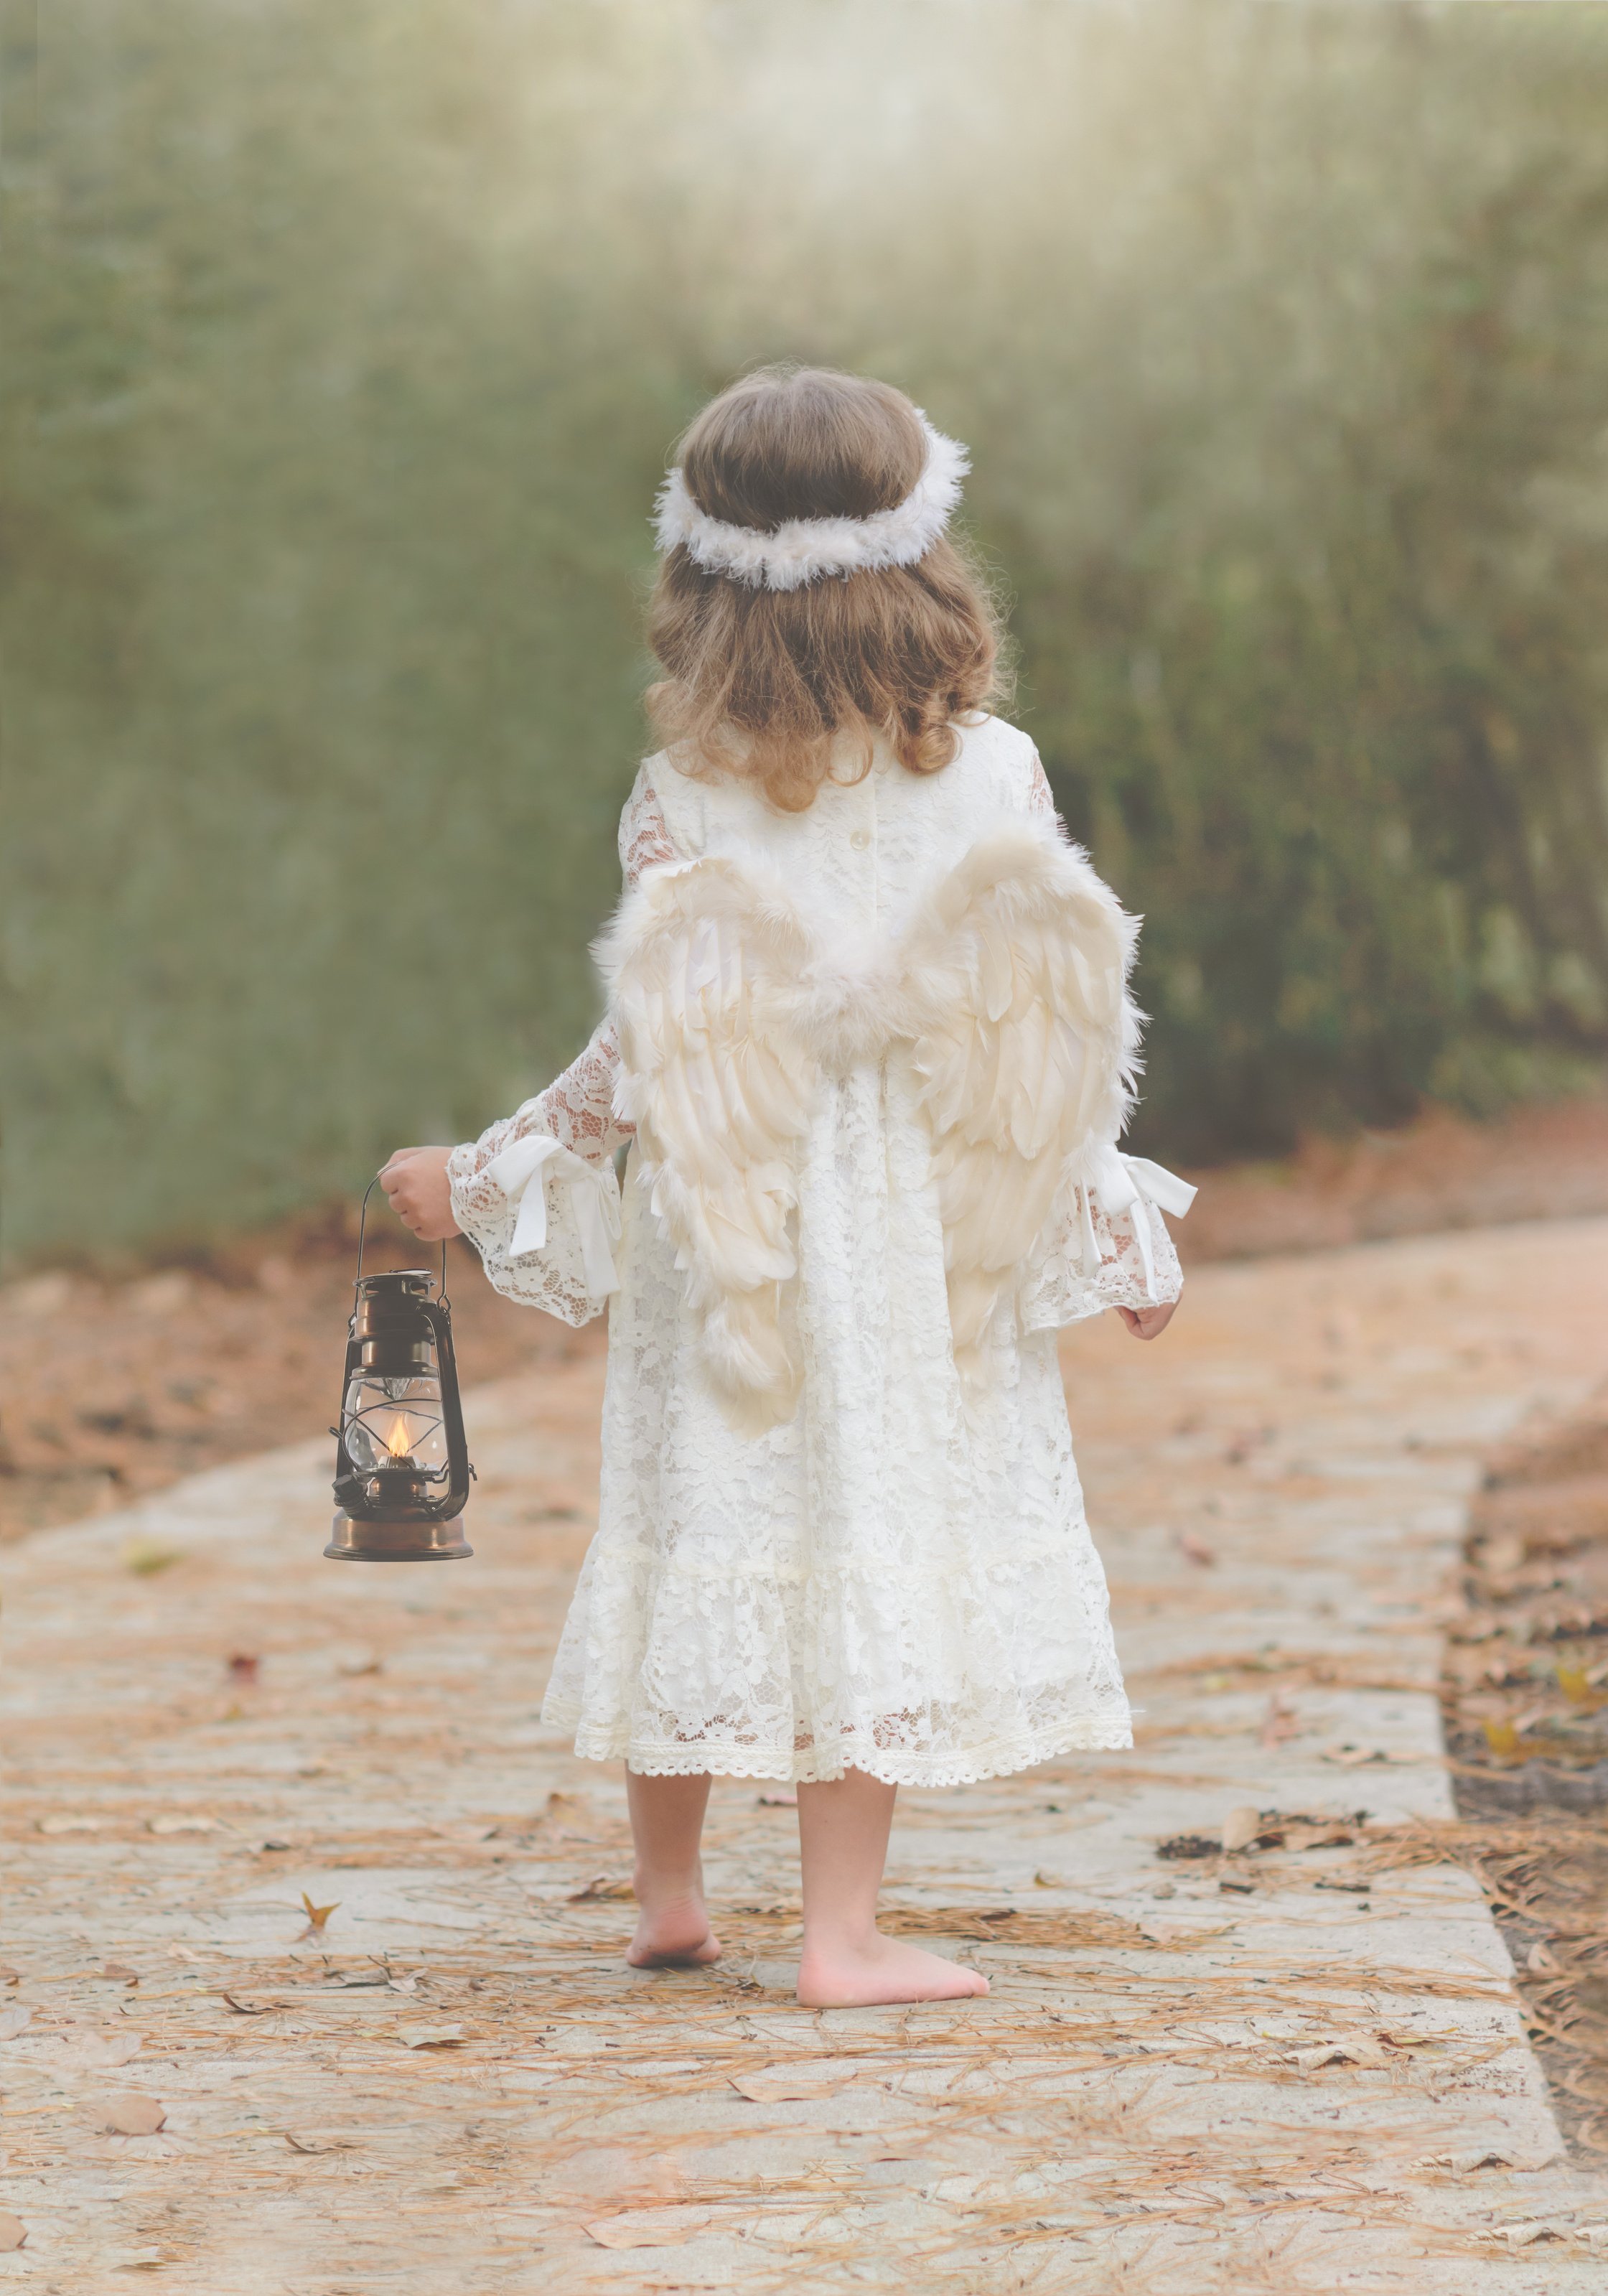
xmin=448 ymin=717 xmax=1187 ymax=1785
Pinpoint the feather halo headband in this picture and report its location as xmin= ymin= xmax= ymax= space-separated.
xmin=652 ymin=414 xmax=968 ymax=592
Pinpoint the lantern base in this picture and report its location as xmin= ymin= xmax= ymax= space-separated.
xmin=324 ymin=1511 xmax=472 ymax=1562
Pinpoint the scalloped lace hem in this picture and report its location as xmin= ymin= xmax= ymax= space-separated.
xmin=543 ymin=1712 xmax=1134 ymax=1787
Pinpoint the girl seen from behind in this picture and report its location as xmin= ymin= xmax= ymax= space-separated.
xmin=380 ymin=365 xmax=1192 ymax=2007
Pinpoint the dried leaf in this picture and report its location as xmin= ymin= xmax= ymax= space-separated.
xmin=1220 ymin=1806 xmax=1263 ymax=1853
xmin=100 ymin=1964 xmax=139 ymax=1984
xmin=149 ymin=1814 xmax=217 ymax=1835
xmin=220 ymin=1992 xmax=280 ymax=2015
xmin=0 ymin=2213 xmax=25 ymax=2252
xmin=584 ymin=2205 xmax=714 ymax=2249
xmin=299 ymin=1893 xmax=340 ymax=1933
xmin=91 ymin=2092 xmax=167 ymax=2135
xmin=1176 ymin=1529 xmax=1217 ymax=1567
xmin=122 ymin=1538 xmax=184 ymax=1577
xmin=336 ymin=1649 xmax=383 ymax=1677
xmin=61 ymin=2030 xmax=142 ymax=2068
xmin=0 ymin=1967 xmax=17 ymax=1986
xmin=226 ymin=1652 xmax=260 ymax=1683
xmin=1156 ymin=1831 xmax=1220 ymax=1860
xmin=38 ymin=1814 xmax=105 ymax=1835
xmin=1291 ymin=2038 xmax=1392 ymax=2071
xmin=568 ymin=1876 xmax=635 ymax=1903
xmin=0 ymin=2007 xmax=32 ymax=2042
xmin=396 ymin=2022 xmax=465 ymax=2048
xmin=1259 ymin=1689 xmax=1299 ymax=1747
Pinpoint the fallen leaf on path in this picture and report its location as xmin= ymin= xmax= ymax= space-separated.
xmin=0 ymin=1968 xmax=17 ymax=1986
xmin=0 ymin=2007 xmax=32 ymax=2042
xmin=38 ymin=1814 xmax=105 ymax=1835
xmin=569 ymin=1877 xmax=634 ymax=1902
xmin=1220 ymin=1806 xmax=1263 ymax=1853
xmin=227 ymin=1652 xmax=260 ymax=1683
xmin=299 ymin=1893 xmax=340 ymax=1936
xmin=729 ymin=2065 xmax=861 ymax=2103
xmin=90 ymin=2093 xmax=167 ymax=2135
xmin=149 ymin=1814 xmax=217 ymax=1835
xmin=336 ymin=1649 xmax=383 ymax=1676
xmin=100 ymin=1964 xmax=139 ymax=1984
xmin=1176 ymin=1530 xmax=1217 ymax=1567
xmin=220 ymin=1993 xmax=280 ymax=2015
xmin=1483 ymin=1719 xmax=1520 ymax=1757
xmin=584 ymin=2205 xmax=714 ymax=2249
xmin=0 ymin=2213 xmax=25 ymax=2251
xmin=1291 ymin=2038 xmax=1391 ymax=2071
xmin=122 ymin=1538 xmax=183 ymax=1577
xmin=1259 ymin=1689 xmax=1299 ymax=1746
xmin=60 ymin=2030 xmax=142 ymax=2068
xmin=396 ymin=2023 xmax=465 ymax=2049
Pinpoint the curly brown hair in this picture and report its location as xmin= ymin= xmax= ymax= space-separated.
xmin=645 ymin=366 xmax=1007 ymax=813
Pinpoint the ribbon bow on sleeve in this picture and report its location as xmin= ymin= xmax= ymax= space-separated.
xmin=1076 ymin=1142 xmax=1197 ymax=1302
xmin=484 ymin=1134 xmax=622 ymax=1299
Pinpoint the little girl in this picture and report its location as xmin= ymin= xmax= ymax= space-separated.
xmin=380 ymin=366 xmax=1192 ymax=2008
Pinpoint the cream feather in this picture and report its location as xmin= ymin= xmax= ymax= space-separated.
xmin=598 ymin=823 xmax=1143 ymax=1429
xmin=902 ymin=827 xmax=1141 ymax=1376
xmin=597 ymin=858 xmax=819 ymax=1434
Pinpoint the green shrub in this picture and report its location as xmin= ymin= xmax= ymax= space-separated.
xmin=5 ymin=1 xmax=1607 ymax=1256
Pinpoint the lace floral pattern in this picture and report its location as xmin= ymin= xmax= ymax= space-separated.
xmin=446 ymin=776 xmax=671 ymax=1321
xmin=462 ymin=719 xmax=1194 ymax=1786
xmin=449 ymin=724 xmax=1189 ymax=1783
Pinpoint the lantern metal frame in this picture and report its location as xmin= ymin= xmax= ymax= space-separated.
xmin=326 ymin=1178 xmax=474 ymax=1562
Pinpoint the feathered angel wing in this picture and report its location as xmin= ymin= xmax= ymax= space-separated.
xmin=901 ymin=826 xmax=1143 ymax=1377
xmin=596 ymin=857 xmax=820 ymax=1435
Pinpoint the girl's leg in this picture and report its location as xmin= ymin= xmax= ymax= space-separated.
xmin=795 ymin=1769 xmax=988 ymax=2007
xmin=625 ymin=1769 xmax=721 ymax=1966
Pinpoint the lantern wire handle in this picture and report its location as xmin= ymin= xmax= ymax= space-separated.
xmin=355 ymin=1173 xmax=451 ymax=1306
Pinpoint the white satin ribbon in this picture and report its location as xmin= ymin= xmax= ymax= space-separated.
xmin=1077 ymin=1143 xmax=1197 ymax=1303
xmin=485 ymin=1134 xmax=621 ymax=1299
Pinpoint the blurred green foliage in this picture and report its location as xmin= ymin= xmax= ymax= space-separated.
xmin=6 ymin=0 xmax=1608 ymax=1259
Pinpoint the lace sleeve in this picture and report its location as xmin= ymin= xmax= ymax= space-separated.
xmin=1027 ymin=750 xmax=1058 ymax=826
xmin=444 ymin=770 xmax=676 ymax=1321
xmin=1018 ymin=1152 xmax=1192 ymax=1332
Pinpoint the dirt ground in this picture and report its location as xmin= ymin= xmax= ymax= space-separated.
xmin=4 ymin=1091 xmax=1607 ymax=1547
xmin=1440 ymin=1394 xmax=1608 ymax=2161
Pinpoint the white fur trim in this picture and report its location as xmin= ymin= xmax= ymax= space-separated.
xmin=653 ymin=415 xmax=968 ymax=591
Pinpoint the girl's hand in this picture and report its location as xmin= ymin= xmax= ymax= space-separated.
xmin=378 ymin=1147 xmax=461 ymax=1243
xmin=1117 ymin=1301 xmax=1177 ymax=1341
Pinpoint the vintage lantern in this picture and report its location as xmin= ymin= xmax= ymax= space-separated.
xmin=326 ymin=1182 xmax=473 ymax=1562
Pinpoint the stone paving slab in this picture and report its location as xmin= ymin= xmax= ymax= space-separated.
xmin=4 ymin=1221 xmax=1608 ymax=2290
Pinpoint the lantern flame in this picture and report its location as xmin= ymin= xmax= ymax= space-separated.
xmin=385 ymin=1415 xmax=413 ymax=1462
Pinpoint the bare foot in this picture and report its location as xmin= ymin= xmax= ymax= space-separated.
xmin=625 ymin=1892 xmax=721 ymax=1968
xmin=797 ymin=1933 xmax=988 ymax=2007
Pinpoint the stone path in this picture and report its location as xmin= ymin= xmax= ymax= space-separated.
xmin=5 ymin=1220 xmax=1608 ymax=2292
